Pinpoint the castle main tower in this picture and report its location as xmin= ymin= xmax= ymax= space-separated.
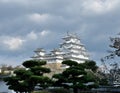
xmin=60 ymin=33 xmax=89 ymax=63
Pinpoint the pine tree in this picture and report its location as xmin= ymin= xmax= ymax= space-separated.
xmin=4 ymin=60 xmax=51 ymax=93
xmin=53 ymin=60 xmax=98 ymax=93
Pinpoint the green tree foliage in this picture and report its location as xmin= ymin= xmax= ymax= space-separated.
xmin=82 ymin=60 xmax=98 ymax=72
xmin=52 ymin=60 xmax=98 ymax=93
xmin=22 ymin=60 xmax=46 ymax=68
xmin=4 ymin=69 xmax=34 ymax=93
xmin=4 ymin=60 xmax=51 ymax=93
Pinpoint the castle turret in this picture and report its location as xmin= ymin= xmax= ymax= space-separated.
xmin=32 ymin=48 xmax=46 ymax=60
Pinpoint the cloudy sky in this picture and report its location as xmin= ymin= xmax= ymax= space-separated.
xmin=0 ymin=0 xmax=120 ymax=66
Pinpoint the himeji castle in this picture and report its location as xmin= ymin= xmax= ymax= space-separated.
xmin=32 ymin=33 xmax=89 ymax=65
xmin=32 ymin=33 xmax=89 ymax=77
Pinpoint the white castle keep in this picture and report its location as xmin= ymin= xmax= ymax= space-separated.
xmin=32 ymin=33 xmax=89 ymax=64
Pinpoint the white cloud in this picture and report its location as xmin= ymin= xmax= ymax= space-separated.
xmin=28 ymin=13 xmax=49 ymax=23
xmin=0 ymin=30 xmax=51 ymax=51
xmin=39 ymin=30 xmax=50 ymax=36
xmin=82 ymin=0 xmax=120 ymax=15
xmin=26 ymin=30 xmax=50 ymax=41
xmin=28 ymin=13 xmax=65 ymax=25
xmin=3 ymin=37 xmax=24 ymax=50
xmin=27 ymin=31 xmax=37 ymax=40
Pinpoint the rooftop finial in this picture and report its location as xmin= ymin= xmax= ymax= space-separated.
xmin=67 ymin=30 xmax=70 ymax=36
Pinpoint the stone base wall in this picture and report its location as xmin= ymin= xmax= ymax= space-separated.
xmin=44 ymin=62 xmax=64 ymax=78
